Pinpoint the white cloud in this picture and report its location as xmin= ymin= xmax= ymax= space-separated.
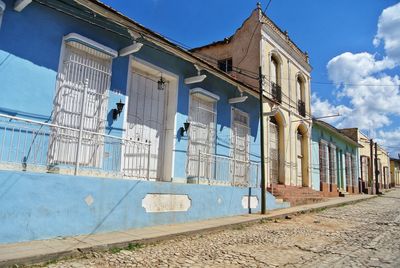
xmin=327 ymin=52 xmax=394 ymax=85
xmin=373 ymin=2 xmax=400 ymax=64
xmin=311 ymin=93 xmax=351 ymax=124
xmin=313 ymin=2 xmax=400 ymax=139
xmin=375 ymin=128 xmax=400 ymax=157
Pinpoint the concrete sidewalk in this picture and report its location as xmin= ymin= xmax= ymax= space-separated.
xmin=0 ymin=194 xmax=377 ymax=267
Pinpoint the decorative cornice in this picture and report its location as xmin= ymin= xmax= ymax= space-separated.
xmin=262 ymin=26 xmax=312 ymax=73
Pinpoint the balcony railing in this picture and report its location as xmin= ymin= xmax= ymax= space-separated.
xmin=271 ymin=82 xmax=282 ymax=103
xmin=0 ymin=113 xmax=260 ymax=188
xmin=0 ymin=113 xmax=151 ymax=179
xmin=197 ymin=152 xmax=260 ymax=187
xmin=298 ymin=100 xmax=306 ymax=117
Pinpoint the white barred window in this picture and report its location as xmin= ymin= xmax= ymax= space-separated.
xmin=231 ymin=108 xmax=250 ymax=185
xmin=187 ymin=95 xmax=217 ymax=178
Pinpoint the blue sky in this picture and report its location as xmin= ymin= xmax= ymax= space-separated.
xmin=102 ymin=0 xmax=400 ymax=156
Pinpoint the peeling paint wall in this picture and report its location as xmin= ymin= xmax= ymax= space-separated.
xmin=0 ymin=170 xmax=285 ymax=244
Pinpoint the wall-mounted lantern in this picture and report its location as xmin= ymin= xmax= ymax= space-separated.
xmin=112 ymin=99 xmax=125 ymax=120
xmin=157 ymin=74 xmax=166 ymax=91
xmin=180 ymin=121 xmax=190 ymax=136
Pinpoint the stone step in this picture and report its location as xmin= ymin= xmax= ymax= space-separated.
xmin=268 ymin=184 xmax=326 ymax=206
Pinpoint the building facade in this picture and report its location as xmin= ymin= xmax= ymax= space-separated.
xmin=390 ymin=158 xmax=400 ymax=187
xmin=311 ymin=120 xmax=361 ymax=196
xmin=340 ymin=128 xmax=391 ymax=193
xmin=0 ymin=0 xmax=292 ymax=244
xmin=192 ymin=4 xmax=313 ymax=191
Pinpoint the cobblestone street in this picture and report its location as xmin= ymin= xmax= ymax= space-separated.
xmin=45 ymin=189 xmax=400 ymax=268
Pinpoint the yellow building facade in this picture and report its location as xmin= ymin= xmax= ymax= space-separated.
xmin=341 ymin=128 xmax=391 ymax=192
xmin=193 ymin=4 xmax=312 ymax=189
xmin=390 ymin=159 xmax=400 ymax=187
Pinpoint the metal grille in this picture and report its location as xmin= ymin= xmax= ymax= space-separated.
xmin=231 ymin=109 xmax=250 ymax=185
xmin=187 ymin=96 xmax=216 ymax=178
xmin=319 ymin=142 xmax=328 ymax=183
xmin=197 ymin=152 xmax=260 ymax=187
xmin=269 ymin=121 xmax=279 ymax=184
xmin=345 ymin=153 xmax=352 ymax=186
xmin=361 ymin=156 xmax=369 ymax=185
xmin=329 ymin=146 xmax=337 ymax=185
xmin=296 ymin=132 xmax=303 ymax=186
xmin=49 ymin=42 xmax=111 ymax=168
xmin=124 ymin=73 xmax=167 ymax=179
xmin=0 ymin=113 xmax=150 ymax=177
xmin=351 ymin=155 xmax=357 ymax=187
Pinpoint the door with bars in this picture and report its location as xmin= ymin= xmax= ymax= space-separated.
xmin=187 ymin=95 xmax=216 ymax=179
xmin=345 ymin=153 xmax=352 ymax=187
xmin=49 ymin=42 xmax=111 ymax=168
xmin=296 ymin=131 xmax=303 ymax=186
xmin=329 ymin=146 xmax=337 ymax=185
xmin=319 ymin=141 xmax=329 ymax=185
xmin=124 ymin=72 xmax=167 ymax=180
xmin=269 ymin=118 xmax=279 ymax=185
xmin=231 ymin=109 xmax=250 ymax=186
xmin=361 ymin=156 xmax=369 ymax=186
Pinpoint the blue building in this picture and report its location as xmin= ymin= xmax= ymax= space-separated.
xmin=311 ymin=119 xmax=361 ymax=197
xmin=0 ymin=0 xmax=288 ymax=244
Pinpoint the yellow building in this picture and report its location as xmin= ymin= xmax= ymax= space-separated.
xmin=341 ymin=128 xmax=391 ymax=192
xmin=192 ymin=4 xmax=312 ymax=192
xmin=390 ymin=159 xmax=400 ymax=187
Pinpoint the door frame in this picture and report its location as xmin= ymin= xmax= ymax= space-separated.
xmin=124 ymin=56 xmax=178 ymax=181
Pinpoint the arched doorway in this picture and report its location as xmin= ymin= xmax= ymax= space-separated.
xmin=269 ymin=116 xmax=280 ymax=185
xmin=296 ymin=123 xmax=309 ymax=187
xmin=269 ymin=111 xmax=286 ymax=186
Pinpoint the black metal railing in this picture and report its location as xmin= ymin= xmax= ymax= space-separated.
xmin=298 ymin=100 xmax=306 ymax=117
xmin=271 ymin=82 xmax=282 ymax=103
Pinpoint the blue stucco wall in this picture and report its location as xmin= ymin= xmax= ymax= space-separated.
xmin=0 ymin=170 xmax=265 ymax=244
xmin=311 ymin=123 xmax=359 ymax=191
xmin=0 ymin=1 xmax=261 ymax=181
xmin=0 ymin=2 xmax=276 ymax=245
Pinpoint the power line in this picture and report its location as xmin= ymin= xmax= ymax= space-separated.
xmin=38 ymin=0 xmax=400 ymax=107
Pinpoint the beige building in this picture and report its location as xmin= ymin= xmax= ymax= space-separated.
xmin=192 ymin=4 xmax=312 ymax=189
xmin=340 ymin=128 xmax=391 ymax=192
xmin=390 ymin=159 xmax=400 ymax=187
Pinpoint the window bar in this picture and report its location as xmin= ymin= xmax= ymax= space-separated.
xmin=74 ymin=78 xmax=89 ymax=175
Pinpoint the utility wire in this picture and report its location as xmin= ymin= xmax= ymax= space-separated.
xmin=42 ymin=0 xmax=400 ymax=89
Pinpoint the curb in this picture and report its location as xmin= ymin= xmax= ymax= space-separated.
xmin=1 ymin=195 xmax=377 ymax=267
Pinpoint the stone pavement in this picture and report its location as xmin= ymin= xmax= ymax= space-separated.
xmin=0 ymin=192 xmax=381 ymax=267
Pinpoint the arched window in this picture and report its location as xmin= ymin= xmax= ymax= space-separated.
xmin=271 ymin=55 xmax=281 ymax=86
xmin=297 ymin=75 xmax=306 ymax=117
xmin=296 ymin=76 xmax=305 ymax=102
xmin=270 ymin=54 xmax=282 ymax=103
